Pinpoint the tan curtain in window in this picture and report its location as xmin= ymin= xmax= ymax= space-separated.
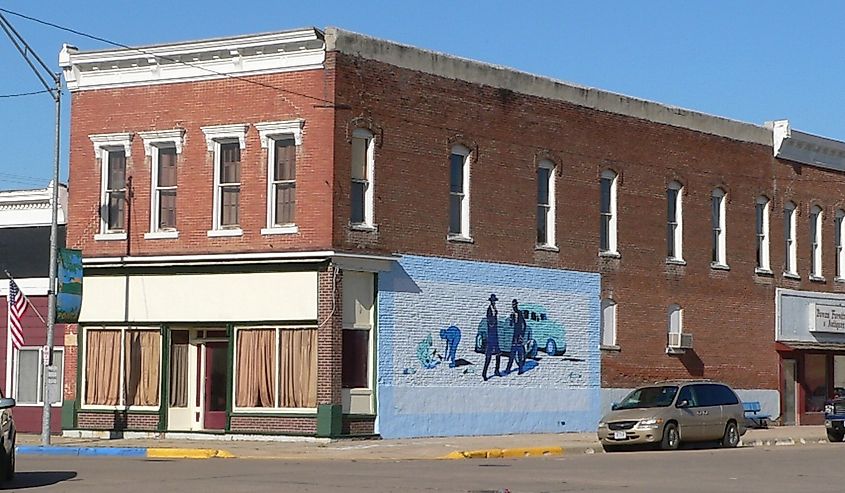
xmin=169 ymin=342 xmax=189 ymax=407
xmin=279 ymin=329 xmax=317 ymax=408
xmin=124 ymin=331 xmax=161 ymax=406
xmin=235 ymin=330 xmax=276 ymax=407
xmin=85 ymin=330 xmax=121 ymax=405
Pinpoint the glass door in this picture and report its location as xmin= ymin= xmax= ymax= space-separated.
xmin=781 ymin=359 xmax=797 ymax=425
xmin=203 ymin=341 xmax=228 ymax=430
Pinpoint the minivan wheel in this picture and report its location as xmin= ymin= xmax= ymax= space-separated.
xmin=721 ymin=421 xmax=740 ymax=448
xmin=826 ymin=429 xmax=845 ymax=442
xmin=660 ymin=423 xmax=680 ymax=450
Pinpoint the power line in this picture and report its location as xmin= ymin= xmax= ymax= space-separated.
xmin=0 ymin=89 xmax=51 ymax=98
xmin=0 ymin=6 xmax=336 ymax=107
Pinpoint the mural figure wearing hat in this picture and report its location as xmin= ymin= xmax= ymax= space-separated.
xmin=482 ymin=293 xmax=502 ymax=381
xmin=506 ymin=298 xmax=527 ymax=375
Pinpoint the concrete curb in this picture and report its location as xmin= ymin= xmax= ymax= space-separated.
xmin=16 ymin=446 xmax=235 ymax=459
xmin=442 ymin=446 xmax=563 ymax=459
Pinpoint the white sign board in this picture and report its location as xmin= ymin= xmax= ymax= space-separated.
xmin=46 ymin=365 xmax=59 ymax=404
xmin=812 ymin=304 xmax=845 ymax=333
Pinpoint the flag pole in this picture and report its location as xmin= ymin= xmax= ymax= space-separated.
xmin=3 ymin=271 xmax=48 ymax=326
xmin=4 ymin=281 xmax=12 ymax=404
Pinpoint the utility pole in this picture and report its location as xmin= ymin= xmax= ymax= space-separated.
xmin=0 ymin=12 xmax=63 ymax=446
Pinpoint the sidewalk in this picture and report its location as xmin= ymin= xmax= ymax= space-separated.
xmin=15 ymin=425 xmax=830 ymax=461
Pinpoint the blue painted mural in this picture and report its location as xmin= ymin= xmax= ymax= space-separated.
xmin=377 ymin=255 xmax=601 ymax=438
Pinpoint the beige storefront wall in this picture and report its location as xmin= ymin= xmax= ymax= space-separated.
xmin=79 ymin=271 xmax=319 ymax=323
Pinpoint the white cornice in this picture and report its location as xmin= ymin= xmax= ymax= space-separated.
xmin=138 ymin=129 xmax=186 ymax=155
xmin=201 ymin=124 xmax=249 ymax=150
xmin=0 ymin=183 xmax=68 ymax=227
xmin=60 ymin=29 xmax=325 ymax=92
xmin=255 ymin=119 xmax=305 ymax=147
xmin=82 ymin=250 xmax=398 ymax=270
xmin=770 ymin=120 xmax=845 ymax=172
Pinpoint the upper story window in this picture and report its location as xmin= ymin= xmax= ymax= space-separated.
xmin=448 ymin=145 xmax=471 ymax=240
xmin=201 ymin=124 xmax=248 ymax=236
xmin=711 ymin=188 xmax=727 ymax=267
xmin=536 ymin=160 xmax=556 ymax=248
xmin=600 ymin=298 xmax=617 ymax=348
xmin=599 ymin=170 xmax=618 ymax=255
xmin=755 ymin=196 xmax=771 ymax=272
xmin=668 ymin=303 xmax=683 ymax=334
xmin=784 ymin=201 xmax=797 ymax=276
xmin=351 ymin=129 xmax=375 ymax=228
xmin=666 ymin=181 xmax=684 ymax=261
xmin=256 ymin=120 xmax=303 ymax=235
xmin=90 ymin=132 xmax=132 ymax=240
xmin=836 ymin=210 xmax=845 ymax=280
xmin=810 ymin=205 xmax=824 ymax=279
xmin=139 ymin=129 xmax=184 ymax=240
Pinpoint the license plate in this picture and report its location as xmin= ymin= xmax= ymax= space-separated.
xmin=613 ymin=431 xmax=627 ymax=440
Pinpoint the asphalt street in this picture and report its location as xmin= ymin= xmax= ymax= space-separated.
xmin=5 ymin=443 xmax=845 ymax=492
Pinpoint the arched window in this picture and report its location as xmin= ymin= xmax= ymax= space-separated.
xmin=667 ymin=181 xmax=683 ymax=261
xmin=836 ymin=209 xmax=845 ymax=279
xmin=711 ymin=188 xmax=727 ymax=266
xmin=448 ymin=144 xmax=471 ymax=238
xmin=600 ymin=298 xmax=617 ymax=348
xmin=351 ymin=128 xmax=375 ymax=228
xmin=810 ymin=205 xmax=823 ymax=278
xmin=755 ymin=196 xmax=770 ymax=271
xmin=537 ymin=160 xmax=556 ymax=247
xmin=600 ymin=170 xmax=618 ymax=254
xmin=668 ymin=304 xmax=683 ymax=334
xmin=784 ymin=201 xmax=797 ymax=275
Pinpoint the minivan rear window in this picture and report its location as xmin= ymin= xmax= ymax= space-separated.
xmin=616 ymin=386 xmax=678 ymax=409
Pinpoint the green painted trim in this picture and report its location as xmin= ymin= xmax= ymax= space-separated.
xmin=225 ymin=323 xmax=234 ymax=432
xmin=61 ymin=399 xmax=75 ymax=430
xmin=84 ymin=262 xmax=329 ymax=277
xmin=74 ymin=327 xmax=83 ymax=429
xmin=159 ymin=325 xmax=170 ymax=432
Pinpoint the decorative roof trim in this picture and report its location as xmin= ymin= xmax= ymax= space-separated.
xmin=770 ymin=120 xmax=845 ymax=172
xmin=59 ymin=28 xmax=325 ymax=91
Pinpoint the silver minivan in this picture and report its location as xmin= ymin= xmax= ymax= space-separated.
xmin=597 ymin=380 xmax=746 ymax=452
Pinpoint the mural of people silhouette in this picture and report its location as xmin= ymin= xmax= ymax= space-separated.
xmin=506 ymin=299 xmax=527 ymax=375
xmin=439 ymin=325 xmax=462 ymax=367
xmin=482 ymin=293 xmax=501 ymax=380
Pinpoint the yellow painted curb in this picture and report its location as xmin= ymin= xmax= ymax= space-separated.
xmin=441 ymin=446 xmax=563 ymax=460
xmin=147 ymin=448 xmax=236 ymax=459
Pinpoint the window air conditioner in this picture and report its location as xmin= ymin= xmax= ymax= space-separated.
xmin=668 ymin=332 xmax=693 ymax=349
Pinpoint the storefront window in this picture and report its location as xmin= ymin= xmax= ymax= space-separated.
xmin=834 ymin=356 xmax=845 ymax=398
xmin=805 ymin=354 xmax=828 ymax=412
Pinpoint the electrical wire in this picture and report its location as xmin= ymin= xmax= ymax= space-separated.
xmin=0 ymin=89 xmax=51 ymax=98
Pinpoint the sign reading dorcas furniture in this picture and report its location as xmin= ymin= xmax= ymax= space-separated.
xmin=56 ymin=248 xmax=83 ymax=323
xmin=812 ymin=303 xmax=845 ymax=333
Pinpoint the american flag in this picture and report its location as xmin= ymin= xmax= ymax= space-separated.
xmin=8 ymin=279 xmax=29 ymax=350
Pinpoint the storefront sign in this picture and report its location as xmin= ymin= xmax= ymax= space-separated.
xmin=812 ymin=303 xmax=845 ymax=333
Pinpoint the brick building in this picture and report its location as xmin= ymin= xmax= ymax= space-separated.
xmin=0 ymin=184 xmax=68 ymax=433
xmin=59 ymin=27 xmax=845 ymax=438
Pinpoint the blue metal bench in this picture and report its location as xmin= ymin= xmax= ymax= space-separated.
xmin=743 ymin=401 xmax=770 ymax=429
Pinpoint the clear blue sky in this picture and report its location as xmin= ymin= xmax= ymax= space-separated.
xmin=1 ymin=0 xmax=844 ymax=190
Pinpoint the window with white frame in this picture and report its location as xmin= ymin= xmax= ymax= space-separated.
xmin=90 ymin=133 xmax=132 ymax=237
xmin=668 ymin=304 xmax=683 ymax=334
xmin=83 ymin=327 xmax=161 ymax=408
xmin=667 ymin=181 xmax=684 ymax=260
xmin=15 ymin=347 xmax=63 ymax=405
xmin=756 ymin=196 xmax=770 ymax=271
xmin=342 ymin=271 xmax=375 ymax=414
xmin=600 ymin=299 xmax=617 ymax=348
xmin=600 ymin=170 xmax=618 ymax=254
xmin=448 ymin=145 xmax=471 ymax=238
xmin=811 ymin=205 xmax=824 ymax=278
xmin=836 ymin=210 xmax=845 ymax=279
xmin=536 ymin=160 xmax=556 ymax=247
xmin=255 ymin=120 xmax=303 ymax=234
xmin=233 ymin=326 xmax=317 ymax=410
xmin=784 ymin=201 xmax=797 ymax=275
xmin=351 ymin=129 xmax=375 ymax=228
xmin=711 ymin=188 xmax=727 ymax=266
xmin=139 ymin=129 xmax=184 ymax=237
xmin=201 ymin=124 xmax=248 ymax=234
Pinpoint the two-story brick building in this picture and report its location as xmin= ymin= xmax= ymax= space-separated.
xmin=59 ymin=27 xmax=845 ymax=439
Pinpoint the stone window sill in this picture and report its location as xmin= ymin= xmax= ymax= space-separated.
xmin=207 ymin=228 xmax=243 ymax=238
xmin=94 ymin=232 xmax=127 ymax=241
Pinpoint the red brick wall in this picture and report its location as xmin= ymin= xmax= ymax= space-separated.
xmin=327 ymin=51 xmax=845 ymax=392
xmin=67 ymin=69 xmax=336 ymax=258
xmin=342 ymin=416 xmax=375 ymax=435
xmin=317 ymin=268 xmax=342 ymax=405
xmin=77 ymin=412 xmax=158 ymax=430
xmin=229 ymin=415 xmax=316 ymax=434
